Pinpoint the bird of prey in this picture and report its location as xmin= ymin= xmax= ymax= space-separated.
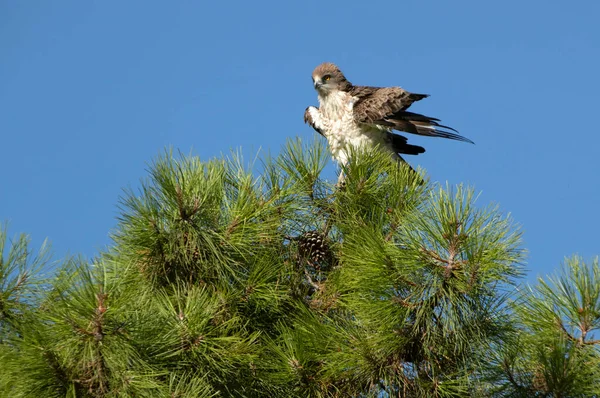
xmin=304 ymin=62 xmax=473 ymax=182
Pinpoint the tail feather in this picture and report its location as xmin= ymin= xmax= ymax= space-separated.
xmin=383 ymin=111 xmax=474 ymax=144
xmin=412 ymin=122 xmax=474 ymax=143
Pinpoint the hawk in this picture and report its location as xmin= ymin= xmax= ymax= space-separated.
xmin=304 ymin=63 xmax=473 ymax=182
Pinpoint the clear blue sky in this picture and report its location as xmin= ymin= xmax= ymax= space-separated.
xmin=1 ymin=1 xmax=598 ymax=282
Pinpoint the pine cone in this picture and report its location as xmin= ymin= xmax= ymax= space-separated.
xmin=297 ymin=230 xmax=332 ymax=268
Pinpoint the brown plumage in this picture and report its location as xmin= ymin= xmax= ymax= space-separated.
xmin=308 ymin=62 xmax=473 ymax=144
xmin=311 ymin=63 xmax=352 ymax=91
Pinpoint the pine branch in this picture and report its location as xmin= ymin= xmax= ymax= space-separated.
xmin=5 ymin=141 xmax=598 ymax=396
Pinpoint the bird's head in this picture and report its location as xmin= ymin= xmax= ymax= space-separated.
xmin=311 ymin=62 xmax=351 ymax=95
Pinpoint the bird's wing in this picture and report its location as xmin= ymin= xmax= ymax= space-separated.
xmin=351 ymin=85 xmax=473 ymax=144
xmin=350 ymin=86 xmax=428 ymax=122
xmin=304 ymin=106 xmax=325 ymax=136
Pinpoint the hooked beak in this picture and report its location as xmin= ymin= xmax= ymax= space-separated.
xmin=314 ymin=80 xmax=323 ymax=90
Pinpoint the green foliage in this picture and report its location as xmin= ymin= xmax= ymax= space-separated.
xmin=0 ymin=223 xmax=49 ymax=336
xmin=487 ymin=256 xmax=600 ymax=397
xmin=1 ymin=138 xmax=595 ymax=397
xmin=329 ymin=181 xmax=524 ymax=396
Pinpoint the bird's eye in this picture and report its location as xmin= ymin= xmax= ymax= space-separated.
xmin=323 ymin=75 xmax=331 ymax=82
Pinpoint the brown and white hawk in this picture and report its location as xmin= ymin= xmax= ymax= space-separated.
xmin=304 ymin=63 xmax=473 ymax=182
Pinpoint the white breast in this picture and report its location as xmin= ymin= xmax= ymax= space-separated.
xmin=318 ymin=91 xmax=394 ymax=166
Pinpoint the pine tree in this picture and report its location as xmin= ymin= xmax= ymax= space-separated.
xmin=1 ymin=137 xmax=598 ymax=397
xmin=485 ymin=255 xmax=600 ymax=397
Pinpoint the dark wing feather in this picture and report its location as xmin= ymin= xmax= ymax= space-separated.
xmin=351 ymin=85 xmax=473 ymax=144
xmin=383 ymin=111 xmax=474 ymax=143
xmin=387 ymin=132 xmax=425 ymax=156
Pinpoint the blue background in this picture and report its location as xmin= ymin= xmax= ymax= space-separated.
xmin=1 ymin=1 xmax=598 ymax=281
